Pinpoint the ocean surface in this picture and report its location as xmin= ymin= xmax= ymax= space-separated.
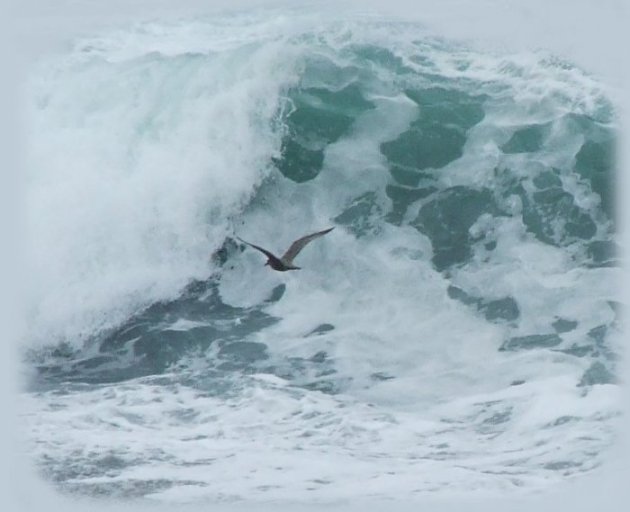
xmin=20 ymin=8 xmax=622 ymax=504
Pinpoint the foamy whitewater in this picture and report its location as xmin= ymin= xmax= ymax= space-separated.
xmin=20 ymin=9 xmax=622 ymax=504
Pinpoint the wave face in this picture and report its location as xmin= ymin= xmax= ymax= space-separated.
xmin=22 ymin=13 xmax=621 ymax=503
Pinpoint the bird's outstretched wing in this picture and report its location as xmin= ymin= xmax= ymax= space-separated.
xmin=237 ymin=237 xmax=282 ymax=264
xmin=281 ymin=227 xmax=334 ymax=265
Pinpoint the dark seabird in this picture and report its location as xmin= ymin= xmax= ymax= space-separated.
xmin=237 ymin=227 xmax=334 ymax=271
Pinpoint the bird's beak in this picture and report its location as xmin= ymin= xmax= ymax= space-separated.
xmin=264 ymin=261 xmax=269 ymax=266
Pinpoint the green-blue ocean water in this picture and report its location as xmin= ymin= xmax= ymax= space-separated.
xmin=23 ymin=15 xmax=621 ymax=501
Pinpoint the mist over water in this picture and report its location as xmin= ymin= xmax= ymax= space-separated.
xmin=15 ymin=2 xmax=624 ymax=506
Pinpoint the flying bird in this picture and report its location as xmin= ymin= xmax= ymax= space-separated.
xmin=237 ymin=227 xmax=334 ymax=271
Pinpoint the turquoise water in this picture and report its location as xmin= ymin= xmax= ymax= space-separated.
xmin=22 ymin=14 xmax=621 ymax=502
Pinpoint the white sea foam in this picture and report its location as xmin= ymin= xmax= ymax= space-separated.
xmin=21 ymin=369 xmax=621 ymax=502
xmin=18 ymin=6 xmax=623 ymax=507
xmin=23 ymin=21 xmax=302 ymax=347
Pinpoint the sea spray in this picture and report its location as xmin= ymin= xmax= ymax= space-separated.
xmin=22 ymin=13 xmax=621 ymax=502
